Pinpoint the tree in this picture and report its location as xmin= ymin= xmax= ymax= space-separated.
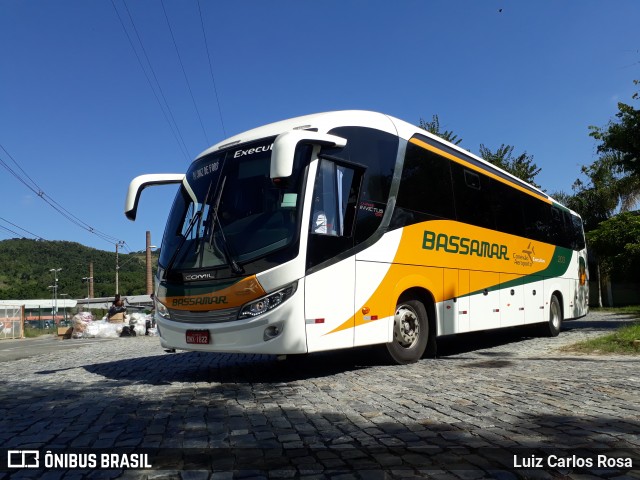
xmin=587 ymin=212 xmax=640 ymax=297
xmin=0 ymin=239 xmax=157 ymax=300
xmin=478 ymin=143 xmax=542 ymax=188
xmin=557 ymin=153 xmax=640 ymax=306
xmin=589 ymin=80 xmax=640 ymax=176
xmin=560 ymin=153 xmax=640 ymax=232
xmin=418 ymin=114 xmax=463 ymax=145
xmin=560 ymin=155 xmax=620 ymax=231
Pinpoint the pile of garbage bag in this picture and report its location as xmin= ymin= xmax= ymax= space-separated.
xmin=71 ymin=312 xmax=157 ymax=339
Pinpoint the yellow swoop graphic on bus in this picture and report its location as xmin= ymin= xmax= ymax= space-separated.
xmin=400 ymin=221 xmax=556 ymax=272
xmin=325 ymin=220 xmax=561 ymax=335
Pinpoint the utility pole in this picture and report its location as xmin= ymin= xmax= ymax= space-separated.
xmin=89 ymin=262 xmax=94 ymax=298
xmin=60 ymin=293 xmax=69 ymax=323
xmin=49 ymin=268 xmax=62 ymax=325
xmin=115 ymin=241 xmax=125 ymax=295
xmin=82 ymin=276 xmax=93 ymax=311
xmin=146 ymin=231 xmax=153 ymax=295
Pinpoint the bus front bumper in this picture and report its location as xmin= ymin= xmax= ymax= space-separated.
xmin=155 ymin=285 xmax=307 ymax=355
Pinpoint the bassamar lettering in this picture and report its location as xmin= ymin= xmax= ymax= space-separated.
xmin=422 ymin=230 xmax=509 ymax=260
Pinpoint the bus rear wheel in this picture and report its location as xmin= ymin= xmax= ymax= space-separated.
xmin=386 ymin=299 xmax=428 ymax=364
xmin=543 ymin=294 xmax=562 ymax=337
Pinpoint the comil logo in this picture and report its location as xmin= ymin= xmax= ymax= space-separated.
xmin=8 ymin=450 xmax=39 ymax=468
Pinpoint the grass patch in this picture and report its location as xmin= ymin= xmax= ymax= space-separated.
xmin=563 ymin=321 xmax=640 ymax=355
xmin=23 ymin=327 xmax=55 ymax=338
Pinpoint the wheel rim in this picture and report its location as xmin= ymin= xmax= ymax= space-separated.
xmin=550 ymin=299 xmax=560 ymax=330
xmin=394 ymin=304 xmax=420 ymax=349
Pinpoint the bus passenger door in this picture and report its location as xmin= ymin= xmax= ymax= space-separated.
xmin=305 ymin=258 xmax=355 ymax=352
xmin=304 ymin=158 xmax=363 ymax=352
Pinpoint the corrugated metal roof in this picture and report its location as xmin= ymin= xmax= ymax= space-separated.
xmin=0 ymin=299 xmax=77 ymax=308
xmin=0 ymin=295 xmax=152 ymax=310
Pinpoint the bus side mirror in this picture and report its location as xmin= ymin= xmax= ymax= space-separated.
xmin=125 ymin=173 xmax=185 ymax=221
xmin=270 ymin=131 xmax=347 ymax=178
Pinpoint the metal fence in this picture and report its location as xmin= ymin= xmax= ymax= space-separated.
xmin=0 ymin=305 xmax=24 ymax=339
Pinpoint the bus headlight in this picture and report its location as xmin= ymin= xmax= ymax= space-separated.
xmin=238 ymin=281 xmax=298 ymax=319
xmin=155 ymin=298 xmax=171 ymax=319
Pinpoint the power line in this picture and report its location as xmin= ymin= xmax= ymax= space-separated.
xmin=0 ymin=223 xmax=27 ymax=239
xmin=0 ymin=144 xmax=42 ymax=193
xmin=197 ymin=0 xmax=226 ymax=137
xmin=0 ymin=144 xmax=124 ymax=245
xmin=0 ymin=145 xmax=42 ymax=194
xmin=111 ymin=0 xmax=192 ymax=162
xmin=160 ymin=0 xmax=211 ymax=146
xmin=0 ymin=216 xmax=46 ymax=241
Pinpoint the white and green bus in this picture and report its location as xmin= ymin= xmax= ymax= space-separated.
xmin=126 ymin=111 xmax=588 ymax=363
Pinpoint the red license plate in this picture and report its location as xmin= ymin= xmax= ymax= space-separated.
xmin=186 ymin=330 xmax=210 ymax=345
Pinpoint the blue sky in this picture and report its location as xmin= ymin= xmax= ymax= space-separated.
xmin=1 ymin=0 xmax=639 ymax=254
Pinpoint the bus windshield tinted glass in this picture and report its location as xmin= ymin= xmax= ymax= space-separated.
xmin=160 ymin=139 xmax=306 ymax=271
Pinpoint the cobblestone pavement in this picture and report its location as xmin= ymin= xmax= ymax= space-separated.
xmin=0 ymin=311 xmax=639 ymax=479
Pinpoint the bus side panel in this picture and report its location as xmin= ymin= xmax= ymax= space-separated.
xmin=524 ymin=276 xmax=545 ymax=324
xmin=389 ymin=268 xmax=444 ymax=337
xmin=353 ymin=262 xmax=444 ymax=343
xmin=499 ymin=273 xmax=524 ymax=327
xmin=457 ymin=270 xmax=471 ymax=332
xmin=469 ymin=271 xmax=500 ymax=331
xmin=442 ymin=268 xmax=458 ymax=335
xmin=575 ymin=250 xmax=589 ymax=318
xmin=354 ymin=229 xmax=402 ymax=346
xmin=544 ymin=276 xmax=569 ymax=320
xmin=354 ymin=260 xmax=394 ymax=347
xmin=567 ymin=265 xmax=577 ymax=317
xmin=305 ymin=256 xmax=355 ymax=353
xmin=567 ymin=250 xmax=589 ymax=319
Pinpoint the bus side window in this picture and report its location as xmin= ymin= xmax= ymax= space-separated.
xmin=310 ymin=159 xmax=359 ymax=237
xmin=572 ymin=213 xmax=586 ymax=250
xmin=522 ymin=194 xmax=551 ymax=243
xmin=492 ymin=180 xmax=525 ymax=238
xmin=395 ymin=140 xmax=455 ymax=224
xmin=307 ymin=158 xmax=363 ymax=271
xmin=563 ymin=210 xmax=585 ymax=250
xmin=549 ymin=206 xmax=565 ymax=246
xmin=325 ymin=126 xmax=398 ymax=244
xmin=451 ymin=163 xmax=495 ymax=230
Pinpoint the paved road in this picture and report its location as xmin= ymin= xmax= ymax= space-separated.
xmin=0 ymin=336 xmax=116 ymax=363
xmin=0 ymin=312 xmax=638 ymax=479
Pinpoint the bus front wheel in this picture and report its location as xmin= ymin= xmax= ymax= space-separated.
xmin=386 ymin=299 xmax=428 ymax=364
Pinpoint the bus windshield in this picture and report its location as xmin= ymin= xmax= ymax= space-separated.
xmin=159 ymin=138 xmax=307 ymax=273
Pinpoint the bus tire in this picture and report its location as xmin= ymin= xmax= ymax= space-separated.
xmin=544 ymin=294 xmax=562 ymax=337
xmin=386 ymin=299 xmax=429 ymax=364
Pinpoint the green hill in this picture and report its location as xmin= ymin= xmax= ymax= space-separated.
xmin=0 ymin=239 xmax=159 ymax=300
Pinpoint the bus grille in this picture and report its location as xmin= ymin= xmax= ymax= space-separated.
xmin=168 ymin=307 xmax=240 ymax=324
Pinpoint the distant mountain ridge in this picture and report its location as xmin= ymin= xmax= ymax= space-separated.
xmin=0 ymin=239 xmax=158 ymax=300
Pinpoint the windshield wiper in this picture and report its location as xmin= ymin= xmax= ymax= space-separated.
xmin=208 ymin=176 xmax=244 ymax=275
xmin=164 ymin=209 xmax=202 ymax=278
xmin=164 ymin=180 xmax=215 ymax=278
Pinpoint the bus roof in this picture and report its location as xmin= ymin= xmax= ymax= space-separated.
xmin=196 ymin=110 xmax=397 ymax=159
xmin=194 ymin=110 xmax=577 ymax=218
